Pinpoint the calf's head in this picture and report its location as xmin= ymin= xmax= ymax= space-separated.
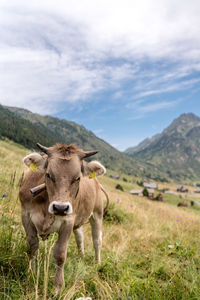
xmin=23 ymin=143 xmax=106 ymax=216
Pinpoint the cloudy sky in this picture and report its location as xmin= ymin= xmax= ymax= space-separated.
xmin=0 ymin=0 xmax=200 ymax=150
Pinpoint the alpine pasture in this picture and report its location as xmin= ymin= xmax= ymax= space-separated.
xmin=1 ymin=139 xmax=200 ymax=299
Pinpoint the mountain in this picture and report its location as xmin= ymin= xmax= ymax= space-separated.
xmin=125 ymin=113 xmax=200 ymax=181
xmin=2 ymin=105 xmax=158 ymax=178
xmin=0 ymin=105 xmax=57 ymax=149
xmin=4 ymin=105 xmax=199 ymax=181
xmin=125 ymin=134 xmax=161 ymax=155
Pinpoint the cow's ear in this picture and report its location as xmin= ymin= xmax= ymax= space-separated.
xmin=82 ymin=160 xmax=106 ymax=178
xmin=23 ymin=153 xmax=47 ymax=172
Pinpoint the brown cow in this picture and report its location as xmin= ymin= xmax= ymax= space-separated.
xmin=19 ymin=143 xmax=109 ymax=294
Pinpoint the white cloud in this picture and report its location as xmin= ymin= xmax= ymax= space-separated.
xmin=126 ymin=98 xmax=183 ymax=120
xmin=0 ymin=0 xmax=200 ymax=113
xmin=133 ymin=77 xmax=200 ymax=99
xmin=138 ymin=100 xmax=179 ymax=114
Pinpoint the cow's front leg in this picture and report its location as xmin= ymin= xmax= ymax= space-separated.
xmin=53 ymin=220 xmax=73 ymax=295
xmin=74 ymin=226 xmax=84 ymax=257
xmin=90 ymin=214 xmax=102 ymax=264
xmin=21 ymin=211 xmax=39 ymax=273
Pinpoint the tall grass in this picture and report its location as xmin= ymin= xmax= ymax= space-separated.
xmin=1 ymin=139 xmax=200 ymax=299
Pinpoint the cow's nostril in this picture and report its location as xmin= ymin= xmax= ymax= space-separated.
xmin=64 ymin=205 xmax=69 ymax=214
xmin=53 ymin=204 xmax=57 ymax=211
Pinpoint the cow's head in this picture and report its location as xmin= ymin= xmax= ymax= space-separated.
xmin=23 ymin=143 xmax=106 ymax=216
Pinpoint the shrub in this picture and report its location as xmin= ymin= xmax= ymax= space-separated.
xmin=143 ymin=187 xmax=149 ymax=197
xmin=104 ymin=203 xmax=128 ymax=224
xmin=115 ymin=184 xmax=124 ymax=191
xmin=122 ymin=177 xmax=128 ymax=182
xmin=137 ymin=180 xmax=144 ymax=187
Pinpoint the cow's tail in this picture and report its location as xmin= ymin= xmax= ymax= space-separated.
xmin=99 ymin=184 xmax=110 ymax=215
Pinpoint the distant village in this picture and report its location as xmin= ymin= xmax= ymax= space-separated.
xmin=109 ymin=173 xmax=200 ymax=206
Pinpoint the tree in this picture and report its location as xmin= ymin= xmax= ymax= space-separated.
xmin=115 ymin=184 xmax=124 ymax=192
xmin=143 ymin=188 xmax=149 ymax=197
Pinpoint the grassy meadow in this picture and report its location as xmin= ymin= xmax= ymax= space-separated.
xmin=1 ymin=139 xmax=200 ymax=299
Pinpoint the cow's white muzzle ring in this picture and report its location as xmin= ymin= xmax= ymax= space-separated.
xmin=48 ymin=201 xmax=73 ymax=216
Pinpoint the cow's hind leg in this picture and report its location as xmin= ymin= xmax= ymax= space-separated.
xmin=74 ymin=226 xmax=84 ymax=257
xmin=90 ymin=214 xmax=102 ymax=264
xmin=21 ymin=211 xmax=39 ymax=273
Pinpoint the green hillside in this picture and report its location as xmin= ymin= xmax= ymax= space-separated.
xmin=4 ymin=105 xmax=200 ymax=182
xmin=125 ymin=113 xmax=200 ymax=181
xmin=0 ymin=105 xmax=58 ymax=149
xmin=2 ymin=105 xmax=160 ymax=179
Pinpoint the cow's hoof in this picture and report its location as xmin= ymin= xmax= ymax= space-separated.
xmin=54 ymin=287 xmax=60 ymax=296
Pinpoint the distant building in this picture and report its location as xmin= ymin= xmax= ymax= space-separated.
xmin=143 ymin=183 xmax=158 ymax=189
xmin=194 ymin=188 xmax=200 ymax=193
xmin=109 ymin=174 xmax=120 ymax=180
xmin=147 ymin=189 xmax=155 ymax=197
xmin=130 ymin=189 xmax=143 ymax=196
xmin=164 ymin=190 xmax=175 ymax=194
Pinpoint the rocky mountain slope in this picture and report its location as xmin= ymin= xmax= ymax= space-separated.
xmin=125 ymin=113 xmax=200 ymax=181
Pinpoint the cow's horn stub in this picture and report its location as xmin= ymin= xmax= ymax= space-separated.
xmin=37 ymin=143 xmax=49 ymax=154
xmin=84 ymin=150 xmax=98 ymax=158
xmin=30 ymin=183 xmax=46 ymax=197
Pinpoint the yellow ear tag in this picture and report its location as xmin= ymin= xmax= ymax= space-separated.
xmin=30 ymin=163 xmax=38 ymax=172
xmin=88 ymin=171 xmax=96 ymax=179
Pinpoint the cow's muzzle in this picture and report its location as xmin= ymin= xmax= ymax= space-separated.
xmin=48 ymin=201 xmax=73 ymax=216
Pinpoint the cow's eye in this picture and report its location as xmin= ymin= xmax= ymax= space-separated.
xmin=46 ymin=173 xmax=51 ymax=179
xmin=46 ymin=173 xmax=55 ymax=182
xmin=72 ymin=177 xmax=80 ymax=184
